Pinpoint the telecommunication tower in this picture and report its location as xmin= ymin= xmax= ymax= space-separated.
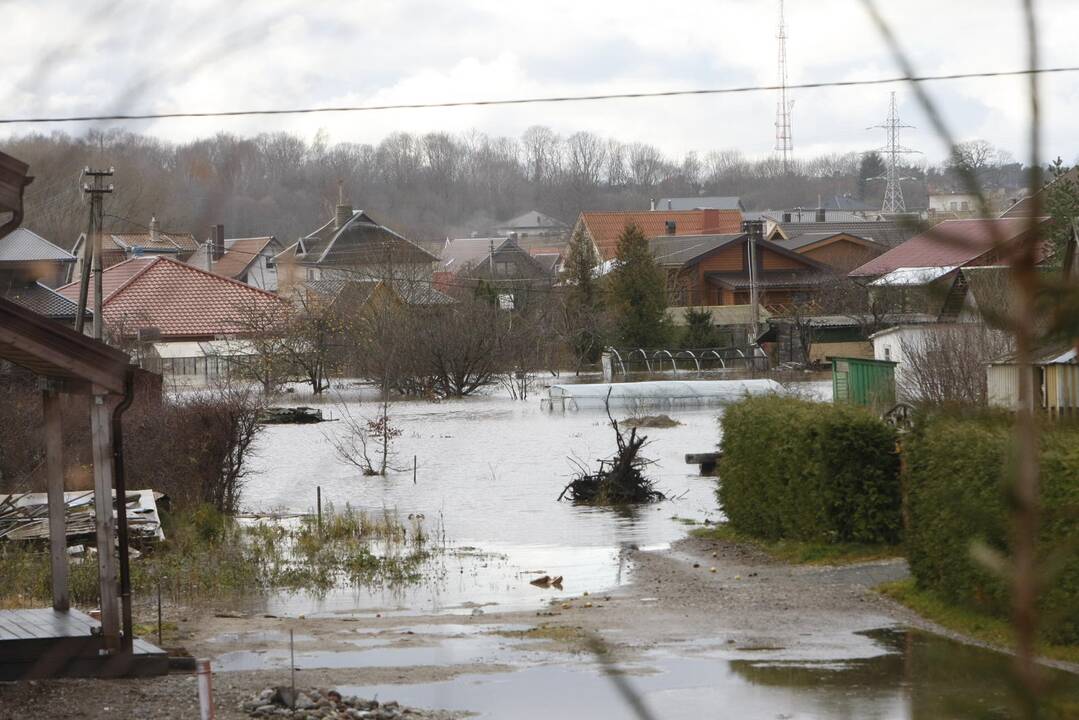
xmin=774 ymin=0 xmax=793 ymax=173
xmin=868 ymin=92 xmax=920 ymax=213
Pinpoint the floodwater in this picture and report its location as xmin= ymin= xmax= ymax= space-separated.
xmin=242 ymin=382 xmax=751 ymax=615
xmin=334 ymin=628 xmax=1079 ymax=719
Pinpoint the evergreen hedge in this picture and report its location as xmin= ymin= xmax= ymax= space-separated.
xmin=905 ymin=414 xmax=1079 ymax=644
xmin=717 ymin=396 xmax=902 ymax=545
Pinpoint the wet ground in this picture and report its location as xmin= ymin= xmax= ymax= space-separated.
xmin=5 ymin=381 xmax=1075 ymax=719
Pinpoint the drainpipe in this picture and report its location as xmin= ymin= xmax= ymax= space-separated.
xmin=111 ymin=369 xmax=136 ymax=654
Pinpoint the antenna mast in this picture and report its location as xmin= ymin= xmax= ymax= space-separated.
xmin=774 ymin=0 xmax=793 ymax=173
xmin=869 ymin=92 xmax=919 ymax=214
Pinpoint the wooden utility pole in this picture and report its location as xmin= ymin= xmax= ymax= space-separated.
xmin=78 ymin=168 xmax=114 ymax=338
xmin=741 ymin=219 xmax=764 ymax=346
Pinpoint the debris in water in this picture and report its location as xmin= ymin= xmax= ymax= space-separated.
xmin=258 ymin=406 xmax=324 ymax=424
xmin=242 ymin=686 xmax=453 ymax=718
xmin=620 ymin=414 xmax=681 ymax=428
xmin=558 ymin=390 xmax=664 ymax=505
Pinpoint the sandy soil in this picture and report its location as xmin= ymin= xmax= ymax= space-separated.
xmin=0 ymin=535 xmax=1070 ymax=719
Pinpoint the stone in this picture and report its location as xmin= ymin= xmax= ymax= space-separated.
xmin=296 ymin=693 xmax=317 ymax=710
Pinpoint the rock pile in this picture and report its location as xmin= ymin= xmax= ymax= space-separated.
xmin=242 ymin=686 xmax=455 ymax=719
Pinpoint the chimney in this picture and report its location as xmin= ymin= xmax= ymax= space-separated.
xmin=649 ymin=198 xmax=656 ymax=211
xmin=149 ymin=216 xmax=160 ymax=244
xmin=212 ymin=224 xmax=225 ymax=260
xmin=815 ymin=208 xmax=827 ymax=223
xmin=335 ymin=203 xmax=353 ymax=231
xmin=701 ymin=208 xmax=720 ymax=232
xmin=667 ymin=199 xmax=672 ymax=210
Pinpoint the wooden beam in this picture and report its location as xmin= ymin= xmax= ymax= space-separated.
xmin=89 ymin=395 xmax=120 ymax=652
xmin=42 ymin=390 xmax=69 ymax=613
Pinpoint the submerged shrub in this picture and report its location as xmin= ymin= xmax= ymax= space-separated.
xmin=717 ymin=395 xmax=901 ymax=545
xmin=905 ymin=413 xmax=1079 ymax=645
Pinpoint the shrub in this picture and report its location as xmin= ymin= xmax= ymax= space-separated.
xmin=717 ymin=395 xmax=901 ymax=545
xmin=905 ymin=413 xmax=1079 ymax=644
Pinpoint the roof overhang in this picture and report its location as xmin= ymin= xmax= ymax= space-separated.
xmin=0 ymin=152 xmax=34 ymax=241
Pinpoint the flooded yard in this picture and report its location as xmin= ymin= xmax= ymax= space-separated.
xmin=241 ymin=385 xmax=741 ymax=615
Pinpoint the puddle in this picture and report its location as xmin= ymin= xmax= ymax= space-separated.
xmin=207 ymin=631 xmax=315 ymax=644
xmin=336 ymin=628 xmax=1079 ymax=719
xmin=214 ymin=633 xmax=550 ymax=672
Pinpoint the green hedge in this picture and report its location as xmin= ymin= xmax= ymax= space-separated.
xmin=717 ymin=396 xmax=901 ymax=545
xmin=905 ymin=414 xmax=1079 ymax=645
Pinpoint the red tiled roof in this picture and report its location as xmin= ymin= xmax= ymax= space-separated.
xmin=580 ymin=209 xmax=743 ymax=259
xmin=207 ymin=237 xmax=275 ymax=279
xmin=56 ymin=256 xmax=285 ymax=339
xmin=849 ymin=218 xmax=1049 ymax=277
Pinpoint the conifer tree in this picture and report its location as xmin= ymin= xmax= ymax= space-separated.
xmin=561 ymin=227 xmax=605 ymax=370
xmin=608 ymin=223 xmax=671 ymax=348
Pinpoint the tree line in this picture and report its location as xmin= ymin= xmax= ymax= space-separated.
xmin=6 ymin=127 xmax=1037 ymax=250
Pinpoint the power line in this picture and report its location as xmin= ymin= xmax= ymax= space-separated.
xmin=2 ymin=66 xmax=1077 ymax=126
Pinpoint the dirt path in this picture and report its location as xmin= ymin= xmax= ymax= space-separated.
xmin=1 ymin=534 xmax=1060 ymax=719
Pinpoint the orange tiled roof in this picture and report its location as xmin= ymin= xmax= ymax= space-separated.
xmin=580 ymin=209 xmax=743 ymax=259
xmin=56 ymin=256 xmax=285 ymax=339
xmin=207 ymin=237 xmax=275 ymax=279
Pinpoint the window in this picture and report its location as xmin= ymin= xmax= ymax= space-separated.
xmin=961 ymin=201 xmax=970 ymax=211
xmin=950 ymin=201 xmax=959 ymax=211
xmin=883 ymin=346 xmax=892 ymax=360
xmin=494 ymin=261 xmax=515 ymax=276
xmin=498 ymin=293 xmax=515 ymax=310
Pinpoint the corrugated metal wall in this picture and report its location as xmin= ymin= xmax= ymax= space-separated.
xmin=987 ymin=365 xmax=1022 ymax=408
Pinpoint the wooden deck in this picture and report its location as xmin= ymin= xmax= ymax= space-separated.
xmin=0 ymin=608 xmax=168 ymax=680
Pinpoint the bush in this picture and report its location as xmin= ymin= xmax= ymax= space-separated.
xmin=905 ymin=413 xmax=1079 ymax=645
xmin=717 ymin=395 xmax=901 ymax=545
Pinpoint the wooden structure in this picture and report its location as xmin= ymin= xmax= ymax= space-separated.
xmin=988 ymin=345 xmax=1079 ymax=416
xmin=0 ymin=150 xmax=166 ymax=679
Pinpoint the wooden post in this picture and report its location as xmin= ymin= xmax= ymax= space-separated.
xmin=42 ymin=389 xmax=69 ymax=612
xmin=89 ymin=393 xmax=120 ymax=651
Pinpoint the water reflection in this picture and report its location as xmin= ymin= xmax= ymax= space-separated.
xmin=335 ymin=628 xmax=1078 ymax=719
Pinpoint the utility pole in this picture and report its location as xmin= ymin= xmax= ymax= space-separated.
xmin=78 ymin=167 xmax=114 ymax=339
xmin=774 ymin=0 xmax=794 ymax=173
xmin=868 ymin=93 xmax=919 ymax=214
xmin=741 ymin=220 xmax=764 ymax=346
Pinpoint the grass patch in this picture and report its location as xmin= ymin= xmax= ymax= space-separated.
xmin=690 ymin=523 xmax=901 ymax=565
xmin=0 ymin=504 xmax=436 ymax=610
xmin=494 ymin=624 xmax=591 ymax=650
xmin=670 ymin=516 xmax=700 ymax=526
xmin=878 ymin=579 xmax=1079 ymax=665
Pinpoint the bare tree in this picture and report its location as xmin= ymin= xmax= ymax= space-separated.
xmin=898 ymin=324 xmax=1013 ymax=405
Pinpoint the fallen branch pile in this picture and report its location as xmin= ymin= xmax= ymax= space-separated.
xmin=558 ymin=390 xmax=665 ymax=505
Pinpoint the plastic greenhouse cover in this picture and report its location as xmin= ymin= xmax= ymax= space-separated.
xmin=545 ymin=379 xmax=784 ymax=410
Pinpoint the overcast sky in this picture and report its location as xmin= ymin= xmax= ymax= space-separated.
xmin=2 ymin=0 xmax=1077 ymax=164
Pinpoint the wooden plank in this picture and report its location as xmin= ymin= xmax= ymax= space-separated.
xmin=89 ymin=396 xmax=120 ymax=651
xmin=42 ymin=390 xmax=70 ymax=612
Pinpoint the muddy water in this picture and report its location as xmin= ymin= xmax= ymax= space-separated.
xmin=334 ymin=628 xmax=1079 ymax=720
xmin=243 ymin=386 xmax=744 ymax=614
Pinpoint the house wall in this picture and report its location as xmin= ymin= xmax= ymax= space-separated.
xmin=244 ymin=257 xmax=278 ymax=292
xmin=802 ymin=240 xmax=880 ymax=273
xmin=761 ymin=248 xmax=802 ymax=270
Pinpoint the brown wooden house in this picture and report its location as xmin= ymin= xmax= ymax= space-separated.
xmin=773 ymin=232 xmax=887 ymax=273
xmin=652 ymin=233 xmax=832 ymax=310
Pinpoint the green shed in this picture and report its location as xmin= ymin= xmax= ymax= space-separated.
xmin=831 ymin=356 xmax=897 ymax=408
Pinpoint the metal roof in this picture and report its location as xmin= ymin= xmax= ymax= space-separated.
xmin=654 ymin=196 xmax=743 ymax=211
xmin=869 ymin=266 xmax=959 ymax=287
xmin=649 ymin=233 xmax=742 ymax=266
xmin=0 ymin=228 xmax=75 ymax=263
xmin=3 ymin=282 xmax=88 ymax=320
xmin=850 ymin=218 xmax=1048 ymax=277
